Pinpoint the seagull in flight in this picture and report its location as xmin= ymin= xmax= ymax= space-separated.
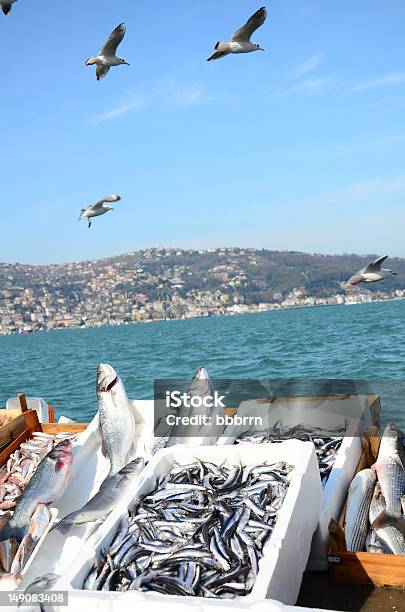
xmin=346 ymin=256 xmax=399 ymax=286
xmin=0 ymin=0 xmax=17 ymax=15
xmin=207 ymin=6 xmax=267 ymax=61
xmin=79 ymin=195 xmax=122 ymax=228
xmin=85 ymin=23 xmax=129 ymax=81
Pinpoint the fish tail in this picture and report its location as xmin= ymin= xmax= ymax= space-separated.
xmin=53 ymin=520 xmax=73 ymax=536
xmin=371 ymin=510 xmax=405 ymax=535
xmin=0 ymin=523 xmax=27 ymax=544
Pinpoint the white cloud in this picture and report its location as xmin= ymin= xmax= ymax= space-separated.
xmin=91 ymin=78 xmax=216 ymax=124
xmin=290 ymin=53 xmax=324 ymax=79
xmin=352 ymin=71 xmax=405 ymax=92
xmin=337 ymin=132 xmax=405 ymax=153
xmin=92 ymin=96 xmax=144 ymax=124
xmin=275 ymin=76 xmax=334 ymax=98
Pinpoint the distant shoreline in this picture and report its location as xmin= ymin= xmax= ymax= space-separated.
xmin=2 ymin=295 xmax=404 ymax=338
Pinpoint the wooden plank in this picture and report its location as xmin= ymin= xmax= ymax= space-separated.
xmin=17 ymin=393 xmax=28 ymax=413
xmin=0 ymin=409 xmax=23 ymax=429
xmin=330 ymin=551 xmax=405 ymax=587
xmin=0 ymin=409 xmax=22 ymax=417
xmin=48 ymin=404 xmax=55 ymax=423
xmin=0 ymin=410 xmax=42 ymax=467
xmin=0 ymin=413 xmax=29 ymax=451
xmin=41 ymin=423 xmax=88 ymax=435
xmin=224 ymin=408 xmax=237 ymax=416
xmin=0 ymin=428 xmax=32 ymax=467
xmin=0 ymin=415 xmax=87 ymax=467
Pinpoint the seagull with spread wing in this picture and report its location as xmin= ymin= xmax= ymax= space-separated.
xmin=0 ymin=0 xmax=17 ymax=15
xmin=78 ymin=195 xmax=122 ymax=228
xmin=85 ymin=23 xmax=129 ymax=81
xmin=346 ymin=256 xmax=399 ymax=286
xmin=207 ymin=6 xmax=267 ymax=61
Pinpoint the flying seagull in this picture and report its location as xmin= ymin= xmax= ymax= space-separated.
xmin=85 ymin=23 xmax=129 ymax=81
xmin=207 ymin=6 xmax=267 ymax=61
xmin=78 ymin=195 xmax=122 ymax=228
xmin=0 ymin=0 xmax=17 ymax=15
xmin=346 ymin=255 xmax=399 ymax=286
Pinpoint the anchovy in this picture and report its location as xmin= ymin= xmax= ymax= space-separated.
xmin=82 ymin=459 xmax=293 ymax=598
xmin=236 ymin=422 xmax=344 ymax=486
xmin=97 ymin=363 xmax=136 ymax=477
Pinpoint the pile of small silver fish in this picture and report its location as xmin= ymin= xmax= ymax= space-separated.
xmin=83 ymin=459 xmax=293 ymax=598
xmin=236 ymin=422 xmax=344 ymax=487
xmin=345 ymin=423 xmax=405 ymax=555
xmin=0 ymin=431 xmax=77 ymax=514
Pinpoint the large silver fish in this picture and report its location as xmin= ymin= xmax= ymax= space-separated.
xmin=166 ymin=368 xmax=223 ymax=448
xmin=371 ymin=423 xmax=405 ymax=534
xmin=97 ymin=364 xmax=136 ymax=477
xmin=54 ymin=457 xmax=145 ymax=535
xmin=369 ymin=482 xmax=405 ymax=555
xmin=0 ymin=440 xmax=73 ymax=543
xmin=345 ymin=468 xmax=376 ymax=552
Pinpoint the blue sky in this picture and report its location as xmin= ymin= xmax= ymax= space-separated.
xmin=2 ymin=0 xmax=405 ymax=264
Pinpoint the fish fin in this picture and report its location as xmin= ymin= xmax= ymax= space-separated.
xmin=0 ymin=523 xmax=27 ymax=544
xmin=53 ymin=521 xmax=73 ymax=536
xmin=371 ymin=510 xmax=405 ymax=535
xmin=394 ymin=454 xmax=405 ymax=471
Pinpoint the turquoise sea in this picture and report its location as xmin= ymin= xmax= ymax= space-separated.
xmin=0 ymin=300 xmax=404 ymax=425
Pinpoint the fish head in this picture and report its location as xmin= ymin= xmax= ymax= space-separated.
xmin=195 ymin=368 xmax=209 ymax=381
xmin=188 ymin=367 xmax=214 ymax=400
xmin=120 ymin=457 xmax=145 ymax=478
xmin=97 ymin=363 xmax=119 ymax=393
xmin=21 ymin=573 xmax=61 ymax=593
xmin=378 ymin=422 xmax=405 ymax=465
xmin=49 ymin=439 xmax=73 ymax=473
xmin=383 ymin=423 xmax=399 ymax=440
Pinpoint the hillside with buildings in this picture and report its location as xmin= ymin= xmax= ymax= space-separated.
xmin=1 ymin=248 xmax=404 ymax=334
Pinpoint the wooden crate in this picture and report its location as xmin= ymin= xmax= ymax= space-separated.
xmin=0 ymin=409 xmax=42 ymax=465
xmin=0 ymin=412 xmax=88 ymax=468
xmin=328 ymin=426 xmax=405 ymax=587
xmin=0 ymin=392 xmax=56 ymax=424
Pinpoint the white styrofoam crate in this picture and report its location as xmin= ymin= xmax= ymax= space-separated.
xmin=15 ymin=592 xmax=338 ymax=612
xmin=218 ymin=395 xmax=378 ymax=570
xmin=54 ymin=440 xmax=322 ymax=607
xmin=21 ymin=399 xmax=153 ymax=585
